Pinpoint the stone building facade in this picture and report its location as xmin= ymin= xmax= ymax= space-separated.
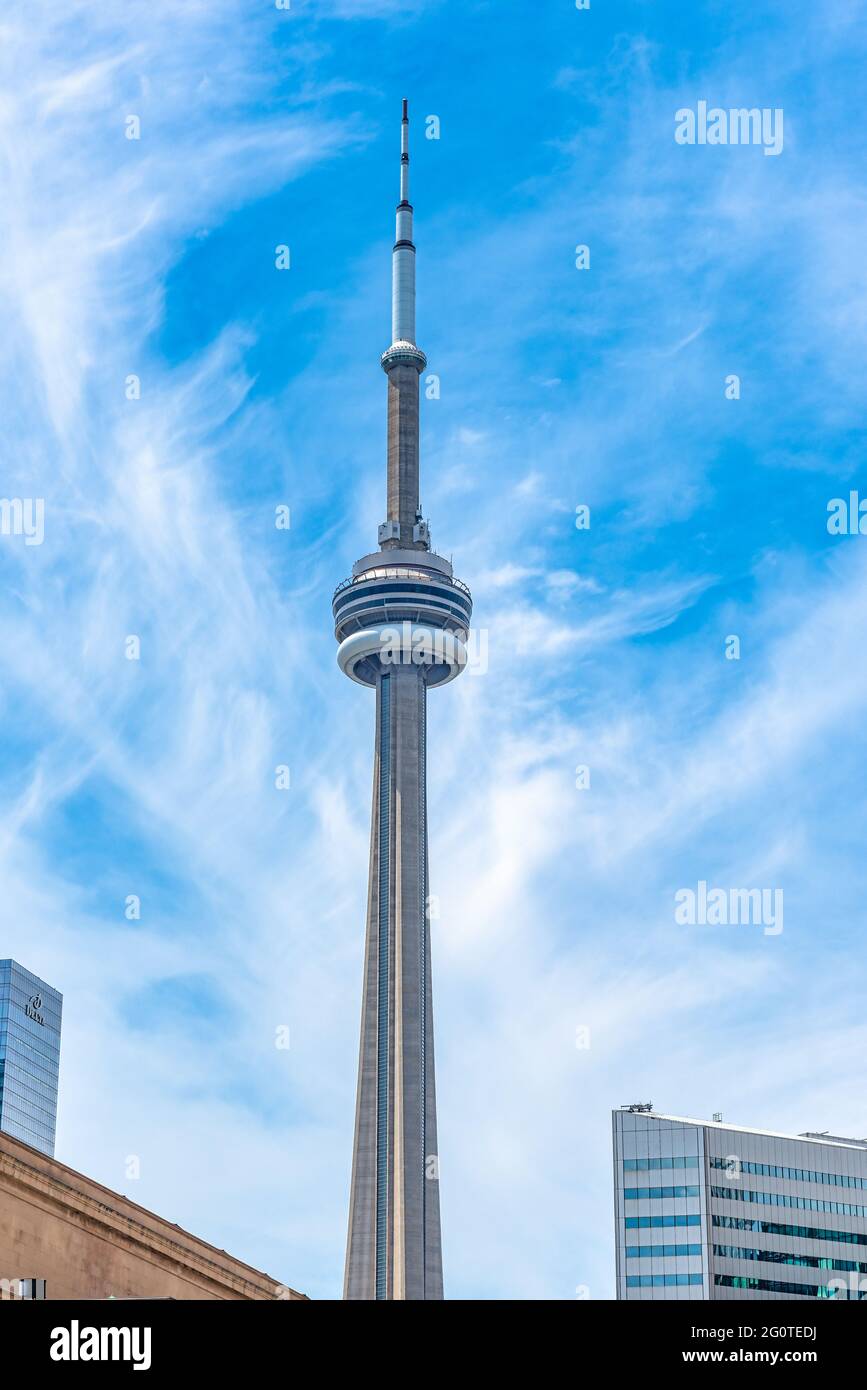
xmin=0 ymin=1131 xmax=305 ymax=1300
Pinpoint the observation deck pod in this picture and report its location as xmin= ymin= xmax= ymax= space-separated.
xmin=333 ymin=549 xmax=472 ymax=688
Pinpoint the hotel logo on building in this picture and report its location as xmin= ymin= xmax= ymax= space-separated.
xmin=25 ymin=994 xmax=44 ymax=1026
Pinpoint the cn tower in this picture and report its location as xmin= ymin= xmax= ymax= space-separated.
xmin=332 ymin=100 xmax=472 ymax=1300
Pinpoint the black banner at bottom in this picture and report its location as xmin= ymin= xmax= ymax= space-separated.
xmin=0 ymin=1296 xmax=858 ymax=1375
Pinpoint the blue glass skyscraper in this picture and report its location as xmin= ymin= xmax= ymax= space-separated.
xmin=0 ymin=959 xmax=62 ymax=1157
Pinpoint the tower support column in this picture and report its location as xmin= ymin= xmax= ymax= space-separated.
xmin=344 ymin=666 xmax=443 ymax=1300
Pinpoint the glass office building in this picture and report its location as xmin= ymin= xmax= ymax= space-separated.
xmin=0 ymin=960 xmax=62 ymax=1157
xmin=614 ymin=1107 xmax=867 ymax=1300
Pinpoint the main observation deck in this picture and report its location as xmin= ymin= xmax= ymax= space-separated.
xmin=333 ymin=550 xmax=473 ymax=688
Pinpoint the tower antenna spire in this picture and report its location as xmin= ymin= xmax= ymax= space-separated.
xmin=392 ymin=97 xmax=416 ymax=346
xmin=378 ymin=99 xmax=428 ymax=552
xmin=400 ymin=97 xmax=409 ymax=203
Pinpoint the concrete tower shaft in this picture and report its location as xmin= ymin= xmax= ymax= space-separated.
xmin=343 ymin=665 xmax=443 ymax=1300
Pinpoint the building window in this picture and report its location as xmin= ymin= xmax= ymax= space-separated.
xmin=713 ymin=1243 xmax=867 ymax=1274
xmin=625 ymin=1214 xmax=702 ymax=1229
xmin=710 ymin=1156 xmax=865 ymax=1190
xmin=713 ymin=1214 xmax=867 ymax=1247
xmin=623 ymin=1156 xmax=700 ymax=1172
xmin=626 ymin=1274 xmax=703 ymax=1288
xmin=715 ymin=1274 xmax=864 ymax=1300
xmin=711 ymin=1185 xmax=867 ymax=1218
xmin=625 ymin=1244 xmax=702 ymax=1258
xmin=624 ymin=1185 xmax=700 ymax=1200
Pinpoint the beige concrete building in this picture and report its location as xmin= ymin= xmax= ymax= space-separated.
xmin=0 ymin=1131 xmax=305 ymax=1300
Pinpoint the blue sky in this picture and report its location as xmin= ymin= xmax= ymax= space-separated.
xmin=2 ymin=0 xmax=867 ymax=1299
